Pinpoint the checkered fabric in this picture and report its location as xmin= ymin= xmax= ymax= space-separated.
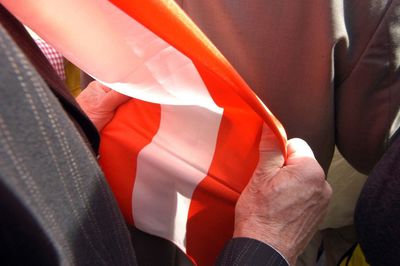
xmin=35 ymin=38 xmax=66 ymax=80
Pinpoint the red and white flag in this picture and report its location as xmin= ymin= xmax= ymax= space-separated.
xmin=4 ymin=0 xmax=287 ymax=264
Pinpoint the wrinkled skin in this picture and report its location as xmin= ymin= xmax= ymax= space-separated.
xmin=78 ymin=82 xmax=331 ymax=265
xmin=76 ymin=81 xmax=130 ymax=131
xmin=234 ymin=126 xmax=332 ymax=265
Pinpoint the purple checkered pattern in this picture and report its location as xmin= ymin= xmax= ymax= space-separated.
xmin=35 ymin=38 xmax=66 ymax=81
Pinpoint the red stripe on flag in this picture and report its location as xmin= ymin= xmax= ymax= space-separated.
xmin=186 ymin=62 xmax=263 ymax=266
xmin=99 ymin=100 xmax=161 ymax=224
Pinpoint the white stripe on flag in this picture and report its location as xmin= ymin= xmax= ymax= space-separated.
xmin=95 ymin=0 xmax=227 ymax=250
xmin=133 ymin=104 xmax=223 ymax=251
xmin=5 ymin=0 xmax=220 ymax=107
xmin=115 ymin=2 xmax=225 ymax=250
xmin=98 ymin=1 xmax=222 ymax=110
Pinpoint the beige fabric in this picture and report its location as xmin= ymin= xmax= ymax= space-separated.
xmin=297 ymin=225 xmax=358 ymax=266
xmin=320 ymin=148 xmax=367 ymax=229
xmin=322 ymin=226 xmax=358 ymax=266
xmin=297 ymin=148 xmax=366 ymax=265
xmin=297 ymin=232 xmax=322 ymax=266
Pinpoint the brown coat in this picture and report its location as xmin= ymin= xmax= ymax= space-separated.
xmin=178 ymin=0 xmax=400 ymax=174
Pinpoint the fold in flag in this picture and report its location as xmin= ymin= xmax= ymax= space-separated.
xmin=4 ymin=0 xmax=287 ymax=264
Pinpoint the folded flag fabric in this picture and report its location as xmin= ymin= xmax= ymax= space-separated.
xmin=3 ymin=0 xmax=287 ymax=264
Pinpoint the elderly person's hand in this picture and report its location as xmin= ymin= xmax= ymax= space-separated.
xmin=77 ymin=81 xmax=130 ymax=131
xmin=234 ymin=126 xmax=332 ymax=265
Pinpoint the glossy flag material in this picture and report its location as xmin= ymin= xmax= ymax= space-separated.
xmin=3 ymin=0 xmax=287 ymax=264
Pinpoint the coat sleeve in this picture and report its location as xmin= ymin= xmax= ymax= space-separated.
xmin=216 ymin=238 xmax=289 ymax=266
xmin=334 ymin=0 xmax=400 ymax=174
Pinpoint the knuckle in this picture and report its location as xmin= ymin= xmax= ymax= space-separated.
xmin=311 ymin=164 xmax=325 ymax=181
xmin=324 ymin=182 xmax=333 ymax=199
xmin=317 ymin=182 xmax=332 ymax=205
xmin=302 ymin=158 xmax=326 ymax=181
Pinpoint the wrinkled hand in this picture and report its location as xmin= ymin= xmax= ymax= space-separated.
xmin=234 ymin=126 xmax=332 ymax=265
xmin=76 ymin=81 xmax=130 ymax=131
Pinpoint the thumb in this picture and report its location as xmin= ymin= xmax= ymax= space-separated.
xmin=286 ymin=138 xmax=316 ymax=165
xmin=256 ymin=123 xmax=285 ymax=178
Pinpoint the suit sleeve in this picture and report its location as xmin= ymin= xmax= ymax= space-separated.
xmin=216 ymin=238 xmax=289 ymax=266
xmin=334 ymin=0 xmax=400 ymax=174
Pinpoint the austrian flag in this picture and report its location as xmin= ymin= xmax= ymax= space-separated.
xmin=5 ymin=0 xmax=287 ymax=265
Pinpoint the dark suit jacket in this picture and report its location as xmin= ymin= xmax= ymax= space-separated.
xmin=0 ymin=5 xmax=136 ymax=265
xmin=0 ymin=5 xmax=99 ymax=154
xmin=0 ymin=5 xmax=287 ymax=266
xmin=354 ymin=129 xmax=400 ymax=266
xmin=217 ymin=238 xmax=288 ymax=266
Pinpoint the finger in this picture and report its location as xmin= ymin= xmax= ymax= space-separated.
xmin=85 ymin=80 xmax=110 ymax=93
xmin=97 ymin=82 xmax=112 ymax=93
xmin=256 ymin=123 xmax=285 ymax=176
xmin=286 ymin=138 xmax=315 ymax=160
xmin=87 ymin=81 xmax=131 ymax=108
xmin=259 ymin=123 xmax=281 ymax=152
xmin=105 ymin=89 xmax=131 ymax=106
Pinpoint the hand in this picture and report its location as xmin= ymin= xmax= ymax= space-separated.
xmin=76 ymin=81 xmax=130 ymax=131
xmin=233 ymin=126 xmax=332 ymax=265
